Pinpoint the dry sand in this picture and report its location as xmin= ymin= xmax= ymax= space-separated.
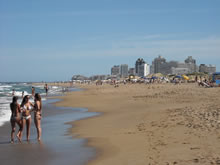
xmin=56 ymin=83 xmax=220 ymax=165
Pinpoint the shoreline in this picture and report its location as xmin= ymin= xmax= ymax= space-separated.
xmin=0 ymin=95 xmax=98 ymax=165
xmin=56 ymin=83 xmax=220 ymax=165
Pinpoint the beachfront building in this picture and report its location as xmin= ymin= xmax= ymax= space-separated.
xmin=171 ymin=67 xmax=190 ymax=75
xmin=184 ymin=56 xmax=197 ymax=73
xmin=153 ymin=55 xmax=167 ymax=74
xmin=120 ymin=64 xmax=129 ymax=78
xmin=152 ymin=55 xmax=198 ymax=75
xmin=89 ymin=75 xmax=109 ymax=81
xmin=137 ymin=63 xmax=150 ymax=77
xmin=72 ymin=75 xmax=89 ymax=81
xmin=150 ymin=63 xmax=154 ymax=74
xmin=153 ymin=56 xmax=179 ymax=74
xmin=128 ymin=68 xmax=135 ymax=75
xmin=135 ymin=58 xmax=146 ymax=75
xmin=171 ymin=63 xmax=194 ymax=75
xmin=185 ymin=56 xmax=196 ymax=64
xmin=111 ymin=65 xmax=120 ymax=76
xmin=199 ymin=64 xmax=216 ymax=74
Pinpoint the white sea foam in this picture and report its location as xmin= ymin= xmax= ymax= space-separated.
xmin=0 ymin=97 xmax=11 ymax=104
xmin=0 ymin=100 xmax=11 ymax=127
xmin=0 ymin=85 xmax=12 ymax=88
xmin=0 ymin=111 xmax=11 ymax=126
xmin=0 ymin=87 xmax=11 ymax=91
xmin=34 ymin=85 xmax=45 ymax=89
xmin=13 ymin=91 xmax=29 ymax=97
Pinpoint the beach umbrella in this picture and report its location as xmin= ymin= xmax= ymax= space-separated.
xmin=175 ymin=75 xmax=183 ymax=79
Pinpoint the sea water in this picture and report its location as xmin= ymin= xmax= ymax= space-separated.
xmin=0 ymin=83 xmax=63 ymax=127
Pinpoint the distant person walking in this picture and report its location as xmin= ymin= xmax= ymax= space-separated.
xmin=31 ymin=87 xmax=35 ymax=98
xmin=44 ymin=84 xmax=49 ymax=96
xmin=21 ymin=95 xmax=34 ymax=142
xmin=33 ymin=93 xmax=42 ymax=141
xmin=10 ymin=96 xmax=23 ymax=143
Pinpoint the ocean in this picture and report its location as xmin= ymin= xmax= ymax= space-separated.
xmin=0 ymin=82 xmax=63 ymax=127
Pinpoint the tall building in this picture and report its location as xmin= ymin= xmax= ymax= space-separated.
xmin=128 ymin=68 xmax=135 ymax=75
xmin=111 ymin=65 xmax=120 ymax=76
xmin=137 ymin=63 xmax=150 ymax=77
xmin=184 ymin=56 xmax=197 ymax=73
xmin=185 ymin=56 xmax=196 ymax=64
xmin=150 ymin=63 xmax=154 ymax=74
xmin=171 ymin=67 xmax=190 ymax=75
xmin=153 ymin=55 xmax=166 ymax=73
xmin=152 ymin=55 xmax=198 ymax=75
xmin=120 ymin=64 xmax=128 ymax=77
xmin=199 ymin=64 xmax=216 ymax=74
xmin=135 ymin=58 xmax=145 ymax=75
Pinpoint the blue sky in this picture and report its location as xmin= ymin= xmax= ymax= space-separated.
xmin=0 ymin=0 xmax=220 ymax=82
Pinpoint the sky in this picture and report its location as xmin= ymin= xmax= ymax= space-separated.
xmin=0 ymin=0 xmax=220 ymax=82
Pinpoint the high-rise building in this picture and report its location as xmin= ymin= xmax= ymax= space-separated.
xmin=199 ymin=64 xmax=216 ymax=74
xmin=135 ymin=58 xmax=145 ymax=75
xmin=152 ymin=55 xmax=198 ymax=75
xmin=111 ymin=65 xmax=120 ymax=76
xmin=171 ymin=67 xmax=190 ymax=75
xmin=120 ymin=64 xmax=128 ymax=77
xmin=128 ymin=68 xmax=135 ymax=75
xmin=184 ymin=56 xmax=197 ymax=73
xmin=185 ymin=56 xmax=196 ymax=64
xmin=137 ymin=63 xmax=150 ymax=77
xmin=150 ymin=63 xmax=154 ymax=74
xmin=153 ymin=55 xmax=166 ymax=73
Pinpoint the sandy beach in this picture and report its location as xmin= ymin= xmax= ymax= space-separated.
xmin=55 ymin=83 xmax=220 ymax=165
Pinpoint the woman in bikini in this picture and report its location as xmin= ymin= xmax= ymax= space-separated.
xmin=33 ymin=93 xmax=42 ymax=141
xmin=20 ymin=95 xmax=33 ymax=141
xmin=10 ymin=96 xmax=23 ymax=143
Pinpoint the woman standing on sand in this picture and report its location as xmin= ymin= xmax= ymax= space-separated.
xmin=21 ymin=95 xmax=33 ymax=141
xmin=10 ymin=96 xmax=23 ymax=143
xmin=33 ymin=93 xmax=42 ymax=141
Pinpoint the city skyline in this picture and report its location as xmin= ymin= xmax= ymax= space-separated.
xmin=0 ymin=0 xmax=220 ymax=82
xmin=111 ymin=55 xmax=216 ymax=77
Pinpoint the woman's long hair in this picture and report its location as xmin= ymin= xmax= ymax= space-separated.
xmin=21 ymin=95 xmax=29 ymax=107
xmin=35 ymin=93 xmax=42 ymax=109
xmin=10 ymin=96 xmax=18 ymax=111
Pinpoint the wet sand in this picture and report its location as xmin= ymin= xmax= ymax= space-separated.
xmin=56 ymin=83 xmax=220 ymax=165
xmin=0 ymin=98 xmax=98 ymax=165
